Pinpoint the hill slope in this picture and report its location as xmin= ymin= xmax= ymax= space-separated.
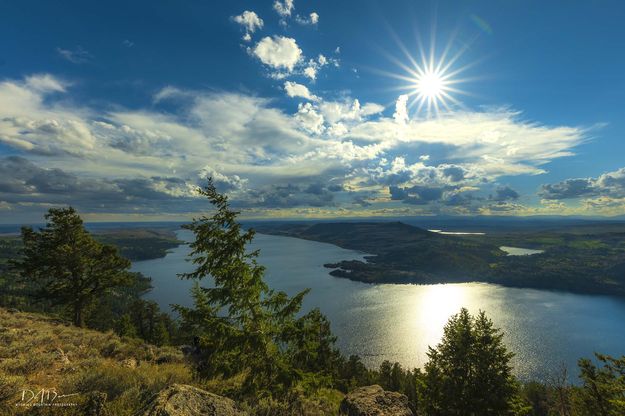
xmin=0 ymin=308 xmax=197 ymax=414
xmin=257 ymin=221 xmax=502 ymax=284
xmin=0 ymin=308 xmax=344 ymax=415
xmin=256 ymin=221 xmax=625 ymax=296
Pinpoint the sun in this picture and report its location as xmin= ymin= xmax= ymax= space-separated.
xmin=415 ymin=70 xmax=447 ymax=101
xmin=375 ymin=31 xmax=475 ymax=118
xmin=404 ymin=53 xmax=466 ymax=117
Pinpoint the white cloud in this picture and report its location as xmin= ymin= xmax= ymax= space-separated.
xmin=199 ymin=166 xmax=248 ymax=192
xmin=232 ymin=10 xmax=264 ymax=41
xmin=25 ymin=74 xmax=66 ymax=93
xmin=296 ymin=12 xmax=319 ymax=25
xmin=540 ymin=167 xmax=625 ymax=201
xmin=0 ymin=76 xmax=95 ymax=155
xmin=302 ymin=54 xmax=335 ymax=81
xmin=56 ymin=46 xmax=92 ymax=64
xmin=0 ymin=74 xmax=589 ymax=216
xmin=295 ymin=103 xmax=325 ymax=134
xmin=253 ymin=36 xmax=302 ymax=72
xmin=152 ymin=85 xmax=190 ymax=103
xmin=320 ymin=99 xmax=384 ymax=124
xmin=393 ymin=94 xmax=409 ymax=124
xmin=273 ymin=0 xmax=294 ymax=17
xmin=284 ymin=81 xmax=319 ymax=101
xmin=327 ymin=122 xmax=348 ymax=137
xmin=304 ymin=66 xmax=317 ymax=80
xmin=361 ymin=102 xmax=386 ymax=116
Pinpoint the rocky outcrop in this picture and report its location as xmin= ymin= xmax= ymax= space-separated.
xmin=140 ymin=384 xmax=247 ymax=416
xmin=339 ymin=385 xmax=414 ymax=416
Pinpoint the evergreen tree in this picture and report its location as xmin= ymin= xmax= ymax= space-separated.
xmin=116 ymin=313 xmax=138 ymax=338
xmin=174 ymin=179 xmax=321 ymax=399
xmin=378 ymin=360 xmax=393 ymax=390
xmin=423 ymin=308 xmax=521 ymax=415
xmin=576 ymin=354 xmax=625 ymax=416
xmin=12 ymin=207 xmax=134 ymax=327
xmin=288 ymin=308 xmax=341 ymax=374
xmin=390 ymin=362 xmax=404 ymax=392
xmin=336 ymin=355 xmax=372 ymax=391
xmin=126 ymin=299 xmax=175 ymax=345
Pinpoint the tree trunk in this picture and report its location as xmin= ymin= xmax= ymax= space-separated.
xmin=73 ymin=301 xmax=84 ymax=327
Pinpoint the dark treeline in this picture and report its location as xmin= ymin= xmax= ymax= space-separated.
xmin=258 ymin=221 xmax=625 ymax=297
xmin=1 ymin=181 xmax=624 ymax=415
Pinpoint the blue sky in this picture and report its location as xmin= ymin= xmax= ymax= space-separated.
xmin=1 ymin=0 xmax=625 ymax=222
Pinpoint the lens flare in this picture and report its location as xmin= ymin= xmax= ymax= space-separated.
xmin=400 ymin=49 xmax=470 ymax=117
xmin=374 ymin=28 xmax=478 ymax=118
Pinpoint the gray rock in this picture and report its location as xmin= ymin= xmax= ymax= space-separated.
xmin=339 ymin=385 xmax=414 ymax=416
xmin=139 ymin=384 xmax=247 ymax=416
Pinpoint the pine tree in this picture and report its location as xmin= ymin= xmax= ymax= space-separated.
xmin=287 ymin=308 xmax=340 ymax=374
xmin=379 ymin=360 xmax=393 ymax=390
xmin=13 ymin=207 xmax=134 ymax=327
xmin=174 ymin=179 xmax=318 ymax=399
xmin=576 ymin=354 xmax=625 ymax=416
xmin=423 ymin=308 xmax=521 ymax=416
xmin=116 ymin=313 xmax=138 ymax=338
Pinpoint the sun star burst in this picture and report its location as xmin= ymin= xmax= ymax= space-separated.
xmin=376 ymin=30 xmax=476 ymax=118
xmin=405 ymin=54 xmax=465 ymax=117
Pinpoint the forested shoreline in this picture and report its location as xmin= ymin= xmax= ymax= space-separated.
xmin=255 ymin=221 xmax=625 ymax=296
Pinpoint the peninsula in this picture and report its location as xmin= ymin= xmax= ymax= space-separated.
xmin=255 ymin=221 xmax=625 ymax=296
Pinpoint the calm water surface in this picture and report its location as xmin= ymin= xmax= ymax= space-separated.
xmin=132 ymin=230 xmax=625 ymax=382
xmin=500 ymin=246 xmax=545 ymax=256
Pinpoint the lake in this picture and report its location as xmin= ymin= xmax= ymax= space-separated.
xmin=500 ymin=246 xmax=545 ymax=256
xmin=131 ymin=230 xmax=625 ymax=382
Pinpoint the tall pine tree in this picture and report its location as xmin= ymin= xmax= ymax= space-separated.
xmin=576 ymin=354 xmax=625 ymax=416
xmin=175 ymin=179 xmax=336 ymax=399
xmin=13 ymin=207 xmax=135 ymax=327
xmin=423 ymin=308 xmax=523 ymax=415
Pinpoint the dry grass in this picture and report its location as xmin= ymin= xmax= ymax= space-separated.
xmin=0 ymin=308 xmax=343 ymax=415
xmin=0 ymin=308 xmax=195 ymax=415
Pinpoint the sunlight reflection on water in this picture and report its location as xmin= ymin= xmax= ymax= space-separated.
xmin=132 ymin=231 xmax=625 ymax=382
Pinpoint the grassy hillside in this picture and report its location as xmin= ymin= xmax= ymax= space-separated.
xmin=0 ymin=308 xmax=343 ymax=415
xmin=0 ymin=308 xmax=200 ymax=415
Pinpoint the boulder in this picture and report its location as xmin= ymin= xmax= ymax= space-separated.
xmin=339 ymin=385 xmax=414 ymax=416
xmin=120 ymin=358 xmax=138 ymax=368
xmin=140 ymin=384 xmax=247 ymax=416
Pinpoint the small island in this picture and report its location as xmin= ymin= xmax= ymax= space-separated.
xmin=255 ymin=221 xmax=625 ymax=296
